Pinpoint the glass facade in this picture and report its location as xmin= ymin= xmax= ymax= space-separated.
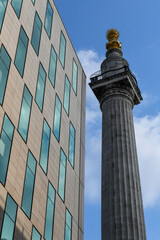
xmin=40 ymin=120 xmax=51 ymax=174
xmin=35 ymin=63 xmax=46 ymax=111
xmin=1 ymin=194 xmax=17 ymax=240
xmin=58 ymin=148 xmax=66 ymax=201
xmin=0 ymin=0 xmax=8 ymax=33
xmin=0 ymin=45 xmax=11 ymax=105
xmin=53 ymin=95 xmax=62 ymax=142
xmin=69 ymin=122 xmax=75 ymax=167
xmin=31 ymin=12 xmax=42 ymax=55
xmin=48 ymin=46 xmax=57 ymax=87
xmin=72 ymin=59 xmax=78 ymax=94
xmin=14 ymin=26 xmax=29 ymax=77
xmin=59 ymin=32 xmax=66 ymax=68
xmin=18 ymin=85 xmax=32 ymax=142
xmin=21 ymin=151 xmax=36 ymax=218
xmin=44 ymin=0 xmax=53 ymax=38
xmin=11 ymin=0 xmax=23 ymax=18
xmin=32 ymin=226 xmax=41 ymax=240
xmin=44 ymin=182 xmax=55 ymax=240
xmin=63 ymin=75 xmax=70 ymax=115
xmin=64 ymin=209 xmax=72 ymax=240
xmin=0 ymin=114 xmax=14 ymax=185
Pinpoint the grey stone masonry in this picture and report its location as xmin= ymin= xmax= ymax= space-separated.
xmin=89 ymin=48 xmax=146 ymax=240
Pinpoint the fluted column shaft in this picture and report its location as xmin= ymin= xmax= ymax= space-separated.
xmin=101 ymin=90 xmax=146 ymax=240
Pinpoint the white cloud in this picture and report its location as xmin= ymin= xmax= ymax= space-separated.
xmin=79 ymin=49 xmax=160 ymax=208
xmin=134 ymin=114 xmax=160 ymax=208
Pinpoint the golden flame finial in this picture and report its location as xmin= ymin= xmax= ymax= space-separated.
xmin=106 ymin=29 xmax=122 ymax=51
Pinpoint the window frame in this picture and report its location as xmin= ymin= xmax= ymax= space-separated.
xmin=14 ymin=26 xmax=29 ymax=77
xmin=0 ymin=44 xmax=11 ymax=105
xmin=64 ymin=208 xmax=72 ymax=240
xmin=0 ymin=194 xmax=18 ymax=240
xmin=48 ymin=45 xmax=57 ymax=88
xmin=44 ymin=0 xmax=53 ymax=39
xmin=35 ymin=62 xmax=46 ymax=112
xmin=11 ymin=0 xmax=23 ymax=18
xmin=72 ymin=58 xmax=78 ymax=95
xmin=21 ymin=150 xmax=37 ymax=219
xmin=0 ymin=0 xmax=9 ymax=33
xmin=39 ymin=118 xmax=51 ymax=175
xmin=68 ymin=122 xmax=76 ymax=168
xmin=31 ymin=11 xmax=42 ymax=56
xmin=53 ymin=94 xmax=62 ymax=142
xmin=44 ymin=181 xmax=56 ymax=240
xmin=59 ymin=31 xmax=66 ymax=68
xmin=18 ymin=84 xmax=33 ymax=143
xmin=63 ymin=74 xmax=71 ymax=116
xmin=0 ymin=114 xmax=14 ymax=186
xmin=58 ymin=148 xmax=67 ymax=202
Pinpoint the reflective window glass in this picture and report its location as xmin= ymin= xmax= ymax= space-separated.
xmin=22 ymin=151 xmax=36 ymax=218
xmin=44 ymin=0 xmax=53 ymax=38
xmin=31 ymin=12 xmax=42 ymax=55
xmin=1 ymin=194 xmax=17 ymax=240
xmin=44 ymin=182 xmax=55 ymax=240
xmin=32 ymin=226 xmax=41 ymax=240
xmin=18 ymin=85 xmax=32 ymax=142
xmin=48 ymin=46 xmax=57 ymax=87
xmin=11 ymin=0 xmax=23 ymax=18
xmin=64 ymin=209 xmax=72 ymax=240
xmin=58 ymin=149 xmax=66 ymax=201
xmin=40 ymin=120 xmax=51 ymax=174
xmin=69 ymin=122 xmax=75 ymax=167
xmin=63 ymin=75 xmax=70 ymax=115
xmin=59 ymin=32 xmax=66 ymax=68
xmin=0 ymin=114 xmax=14 ymax=185
xmin=72 ymin=59 xmax=78 ymax=94
xmin=53 ymin=95 xmax=62 ymax=142
xmin=14 ymin=26 xmax=29 ymax=77
xmin=0 ymin=0 xmax=8 ymax=33
xmin=35 ymin=63 xmax=46 ymax=111
xmin=0 ymin=45 xmax=11 ymax=104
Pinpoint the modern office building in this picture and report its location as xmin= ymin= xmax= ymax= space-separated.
xmin=0 ymin=0 xmax=86 ymax=239
xmin=90 ymin=29 xmax=146 ymax=239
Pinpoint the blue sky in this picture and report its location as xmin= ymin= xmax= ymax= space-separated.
xmin=54 ymin=0 xmax=160 ymax=239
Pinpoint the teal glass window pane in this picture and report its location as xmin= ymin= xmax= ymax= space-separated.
xmin=72 ymin=59 xmax=78 ymax=94
xmin=0 ymin=115 xmax=14 ymax=185
xmin=40 ymin=120 xmax=51 ymax=174
xmin=14 ymin=26 xmax=29 ymax=77
xmin=66 ymin=210 xmax=72 ymax=229
xmin=11 ymin=0 xmax=23 ymax=18
xmin=63 ymin=75 xmax=70 ymax=115
xmin=59 ymin=32 xmax=66 ymax=68
xmin=53 ymin=95 xmax=62 ymax=141
xmin=18 ymin=85 xmax=32 ymax=142
xmin=22 ymin=151 xmax=36 ymax=218
xmin=58 ymin=149 xmax=66 ymax=201
xmin=32 ymin=226 xmax=41 ymax=240
xmin=1 ymin=195 xmax=17 ymax=240
xmin=48 ymin=46 xmax=57 ymax=87
xmin=69 ymin=123 xmax=75 ymax=167
xmin=44 ymin=0 xmax=53 ymax=38
xmin=64 ymin=210 xmax=72 ymax=240
xmin=48 ymin=182 xmax=55 ymax=203
xmin=0 ymin=45 xmax=11 ymax=105
xmin=35 ymin=63 xmax=46 ymax=111
xmin=0 ymin=0 xmax=8 ymax=33
xmin=44 ymin=183 xmax=55 ymax=240
xmin=31 ymin=12 xmax=42 ymax=55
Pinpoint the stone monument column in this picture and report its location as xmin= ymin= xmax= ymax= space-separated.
xmin=89 ymin=29 xmax=146 ymax=240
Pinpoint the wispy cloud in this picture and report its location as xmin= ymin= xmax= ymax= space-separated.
xmin=78 ymin=49 xmax=160 ymax=208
